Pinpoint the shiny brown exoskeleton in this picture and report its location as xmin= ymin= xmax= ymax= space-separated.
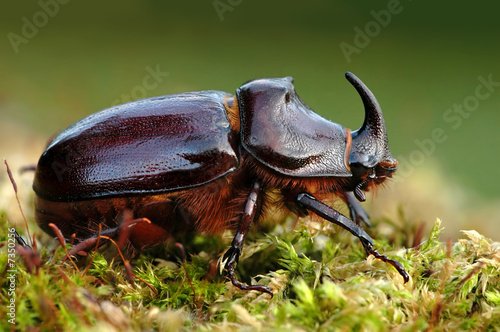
xmin=33 ymin=73 xmax=409 ymax=295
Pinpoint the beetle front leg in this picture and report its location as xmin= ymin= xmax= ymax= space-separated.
xmin=223 ymin=182 xmax=273 ymax=296
xmin=296 ymin=193 xmax=409 ymax=283
xmin=343 ymin=191 xmax=372 ymax=227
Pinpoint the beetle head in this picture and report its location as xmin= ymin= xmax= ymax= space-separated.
xmin=345 ymin=72 xmax=397 ymax=200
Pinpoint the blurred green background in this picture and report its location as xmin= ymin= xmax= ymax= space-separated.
xmin=1 ymin=1 xmax=499 ymax=240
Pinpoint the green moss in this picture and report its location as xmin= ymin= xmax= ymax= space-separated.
xmin=1 ymin=213 xmax=499 ymax=331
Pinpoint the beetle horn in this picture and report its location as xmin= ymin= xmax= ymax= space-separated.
xmin=345 ymin=72 xmax=396 ymax=169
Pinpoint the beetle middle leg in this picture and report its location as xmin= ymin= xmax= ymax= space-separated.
xmin=222 ymin=181 xmax=273 ymax=296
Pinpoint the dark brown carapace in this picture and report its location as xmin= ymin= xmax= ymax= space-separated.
xmin=33 ymin=73 xmax=407 ymax=296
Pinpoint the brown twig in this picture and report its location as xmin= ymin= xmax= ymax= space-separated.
xmin=82 ymin=224 xmax=103 ymax=277
xmin=176 ymin=243 xmax=197 ymax=309
xmin=48 ymin=223 xmax=80 ymax=273
xmin=98 ymin=235 xmax=158 ymax=297
xmin=4 ymin=159 xmax=32 ymax=247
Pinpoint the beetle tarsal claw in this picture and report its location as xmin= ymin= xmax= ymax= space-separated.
xmin=362 ymin=241 xmax=410 ymax=283
xmin=222 ymin=246 xmax=240 ymax=270
xmin=219 ymin=254 xmax=229 ymax=274
xmin=227 ymin=272 xmax=274 ymax=297
xmin=223 ymin=248 xmax=274 ymax=297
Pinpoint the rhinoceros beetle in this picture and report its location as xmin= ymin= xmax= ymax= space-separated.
xmin=33 ymin=72 xmax=409 ymax=296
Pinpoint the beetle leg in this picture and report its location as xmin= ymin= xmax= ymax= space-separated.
xmin=343 ymin=191 xmax=372 ymax=227
xmin=296 ymin=193 xmax=409 ymax=283
xmin=13 ymin=229 xmax=31 ymax=248
xmin=297 ymin=193 xmax=373 ymax=243
xmin=67 ymin=216 xmax=151 ymax=257
xmin=223 ymin=182 xmax=273 ymax=296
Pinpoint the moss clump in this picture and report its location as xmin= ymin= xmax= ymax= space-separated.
xmin=1 ymin=213 xmax=499 ymax=331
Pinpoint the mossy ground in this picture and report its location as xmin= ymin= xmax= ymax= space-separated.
xmin=1 ymin=210 xmax=499 ymax=331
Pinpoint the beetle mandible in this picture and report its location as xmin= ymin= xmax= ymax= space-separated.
xmin=33 ymin=72 xmax=409 ymax=295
